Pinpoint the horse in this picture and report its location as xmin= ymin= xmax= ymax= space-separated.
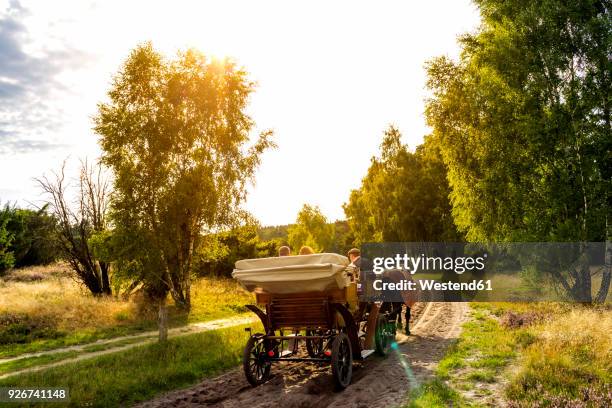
xmin=381 ymin=269 xmax=418 ymax=335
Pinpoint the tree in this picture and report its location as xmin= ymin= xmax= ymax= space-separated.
xmin=0 ymin=204 xmax=15 ymax=274
xmin=343 ymin=126 xmax=462 ymax=245
xmin=193 ymin=223 xmax=279 ymax=278
xmin=37 ymin=160 xmax=112 ymax=295
xmin=287 ymin=204 xmax=335 ymax=252
xmin=94 ymin=43 xmax=274 ymax=314
xmin=2 ymin=205 xmax=59 ymax=268
xmin=425 ymin=0 xmax=610 ymax=302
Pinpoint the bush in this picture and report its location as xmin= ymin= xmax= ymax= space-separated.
xmin=0 ymin=203 xmax=60 ymax=275
xmin=0 ymin=206 xmax=15 ymax=275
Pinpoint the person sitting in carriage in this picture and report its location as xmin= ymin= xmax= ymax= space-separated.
xmin=278 ymin=245 xmax=291 ymax=256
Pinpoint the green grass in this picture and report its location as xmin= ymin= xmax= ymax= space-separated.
xmin=406 ymin=378 xmax=465 ymax=408
xmin=405 ymin=305 xmax=529 ymax=407
xmin=405 ymin=306 xmax=517 ymax=407
xmin=405 ymin=303 xmax=612 ymax=407
xmin=0 ymin=351 xmax=80 ymax=375
xmin=436 ymin=308 xmax=516 ymax=380
xmin=81 ymin=335 xmax=155 ymax=353
xmin=0 ymin=322 xmax=262 ymax=407
xmin=0 ymin=335 xmax=157 ymax=376
xmin=0 ymin=324 xmax=152 ymax=359
xmin=184 ymin=277 xmax=253 ymax=323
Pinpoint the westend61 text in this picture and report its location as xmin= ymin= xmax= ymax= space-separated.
xmin=372 ymin=279 xmax=493 ymax=291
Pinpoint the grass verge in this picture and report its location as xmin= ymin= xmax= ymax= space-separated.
xmin=405 ymin=303 xmax=612 ymax=407
xmin=0 ymin=322 xmax=261 ymax=407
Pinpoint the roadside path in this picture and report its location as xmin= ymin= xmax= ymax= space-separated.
xmin=0 ymin=315 xmax=257 ymax=380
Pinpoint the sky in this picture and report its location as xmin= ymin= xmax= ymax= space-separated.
xmin=0 ymin=0 xmax=480 ymax=226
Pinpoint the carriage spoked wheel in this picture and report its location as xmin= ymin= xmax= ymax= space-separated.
xmin=243 ymin=335 xmax=272 ymax=386
xmin=331 ymin=332 xmax=353 ymax=390
xmin=305 ymin=329 xmax=326 ymax=357
xmin=375 ymin=315 xmax=395 ymax=356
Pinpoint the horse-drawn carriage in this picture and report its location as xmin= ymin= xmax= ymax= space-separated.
xmin=232 ymin=253 xmax=397 ymax=389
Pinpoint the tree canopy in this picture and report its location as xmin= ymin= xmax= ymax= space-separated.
xmin=287 ymin=204 xmax=335 ymax=253
xmin=425 ymin=0 xmax=611 ymax=302
xmin=343 ymin=126 xmax=462 ymax=245
xmin=94 ymin=43 xmax=274 ymax=309
xmin=425 ymin=0 xmax=610 ymax=243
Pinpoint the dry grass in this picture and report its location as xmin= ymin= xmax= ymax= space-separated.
xmin=0 ymin=264 xmax=135 ymax=333
xmin=0 ymin=263 xmax=254 ymax=356
xmin=506 ymin=308 xmax=612 ymax=405
xmin=536 ymin=308 xmax=612 ymax=364
xmin=187 ymin=277 xmax=252 ymax=323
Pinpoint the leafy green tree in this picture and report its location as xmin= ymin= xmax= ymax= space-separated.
xmin=0 ymin=204 xmax=15 ymax=274
xmin=18 ymin=206 xmax=59 ymax=266
xmin=287 ymin=204 xmax=335 ymax=253
xmin=0 ymin=203 xmax=59 ymax=274
xmin=193 ymin=223 xmax=278 ymax=277
xmin=344 ymin=126 xmax=462 ymax=245
xmin=94 ymin=43 xmax=274 ymax=312
xmin=4 ymin=205 xmax=59 ymax=267
xmin=425 ymin=0 xmax=610 ymax=302
xmin=330 ymin=220 xmax=353 ymax=255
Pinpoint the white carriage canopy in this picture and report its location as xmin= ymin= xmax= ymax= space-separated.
xmin=232 ymin=253 xmax=352 ymax=294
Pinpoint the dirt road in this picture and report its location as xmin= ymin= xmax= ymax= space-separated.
xmin=138 ymin=302 xmax=468 ymax=408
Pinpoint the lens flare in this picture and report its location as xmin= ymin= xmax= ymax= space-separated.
xmin=390 ymin=341 xmax=418 ymax=389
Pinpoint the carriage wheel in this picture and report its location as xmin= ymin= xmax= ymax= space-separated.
xmin=306 ymin=329 xmax=325 ymax=357
xmin=331 ymin=333 xmax=353 ymax=390
xmin=375 ymin=315 xmax=394 ymax=356
xmin=243 ymin=335 xmax=272 ymax=386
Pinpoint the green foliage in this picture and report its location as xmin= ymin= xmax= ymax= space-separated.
xmin=88 ymin=229 xmax=141 ymax=295
xmin=344 ymin=126 xmax=462 ymax=245
xmin=9 ymin=206 xmax=58 ymax=267
xmin=258 ymin=221 xmax=352 ymax=256
xmin=0 ymin=206 xmax=15 ymax=274
xmin=330 ymin=220 xmax=354 ymax=255
xmin=425 ymin=0 xmax=610 ymax=243
xmin=425 ymin=0 xmax=611 ymax=302
xmin=287 ymin=204 xmax=335 ymax=253
xmin=193 ymin=224 xmax=278 ymax=277
xmin=0 ymin=204 xmax=59 ymax=274
xmin=94 ymin=43 xmax=274 ymax=307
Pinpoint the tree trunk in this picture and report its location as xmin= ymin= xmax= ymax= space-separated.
xmin=595 ymin=221 xmax=611 ymax=304
xmin=158 ymin=299 xmax=168 ymax=343
xmin=100 ymin=261 xmax=111 ymax=295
